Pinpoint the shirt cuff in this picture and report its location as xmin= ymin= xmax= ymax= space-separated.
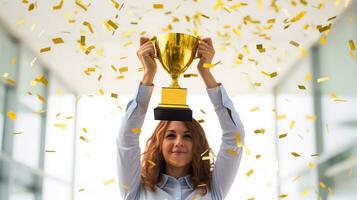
xmin=134 ymin=82 xmax=154 ymax=103
xmin=206 ymin=82 xmax=227 ymax=106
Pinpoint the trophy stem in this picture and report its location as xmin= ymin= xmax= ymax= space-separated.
xmin=170 ymin=78 xmax=180 ymax=88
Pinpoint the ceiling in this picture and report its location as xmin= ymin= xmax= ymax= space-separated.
xmin=0 ymin=0 xmax=350 ymax=95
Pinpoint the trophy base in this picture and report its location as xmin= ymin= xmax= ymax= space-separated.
xmin=154 ymin=106 xmax=192 ymax=121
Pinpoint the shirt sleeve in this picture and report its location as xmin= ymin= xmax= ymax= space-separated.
xmin=206 ymin=83 xmax=245 ymax=200
xmin=116 ymin=82 xmax=154 ymax=200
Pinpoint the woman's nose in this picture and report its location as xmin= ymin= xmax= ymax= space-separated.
xmin=174 ymin=137 xmax=183 ymax=146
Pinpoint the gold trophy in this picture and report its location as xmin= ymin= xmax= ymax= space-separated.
xmin=151 ymin=33 xmax=200 ymax=121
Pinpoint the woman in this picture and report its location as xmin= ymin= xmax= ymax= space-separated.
xmin=117 ymin=36 xmax=245 ymax=200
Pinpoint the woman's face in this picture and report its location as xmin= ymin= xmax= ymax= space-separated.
xmin=162 ymin=121 xmax=193 ymax=168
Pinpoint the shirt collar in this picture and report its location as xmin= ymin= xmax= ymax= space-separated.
xmin=158 ymin=173 xmax=193 ymax=189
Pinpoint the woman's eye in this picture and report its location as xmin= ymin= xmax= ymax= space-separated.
xmin=184 ymin=134 xmax=192 ymax=138
xmin=166 ymin=134 xmax=175 ymax=138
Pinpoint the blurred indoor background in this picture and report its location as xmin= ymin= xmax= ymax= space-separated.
xmin=0 ymin=0 xmax=356 ymax=199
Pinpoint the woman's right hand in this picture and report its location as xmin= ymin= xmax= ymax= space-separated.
xmin=137 ymin=37 xmax=157 ymax=85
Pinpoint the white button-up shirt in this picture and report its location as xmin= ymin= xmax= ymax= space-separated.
xmin=117 ymin=82 xmax=245 ymax=200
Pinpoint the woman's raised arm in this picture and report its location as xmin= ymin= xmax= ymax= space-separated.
xmin=116 ymin=37 xmax=157 ymax=200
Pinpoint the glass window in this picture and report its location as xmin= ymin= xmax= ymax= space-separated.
xmin=275 ymin=55 xmax=318 ymax=197
xmin=317 ymin=3 xmax=357 ymax=155
xmin=0 ymin=84 xmax=5 ymax=150
xmin=12 ymin=46 xmax=45 ymax=168
xmin=44 ymin=73 xmax=76 ymax=183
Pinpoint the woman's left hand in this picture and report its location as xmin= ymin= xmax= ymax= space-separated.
xmin=197 ymin=38 xmax=215 ymax=72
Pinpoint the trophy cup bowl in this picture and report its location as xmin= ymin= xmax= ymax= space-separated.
xmin=151 ymin=33 xmax=200 ymax=121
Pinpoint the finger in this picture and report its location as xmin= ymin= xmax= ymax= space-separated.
xmin=199 ymin=41 xmax=211 ymax=49
xmin=141 ymin=41 xmax=155 ymax=49
xmin=140 ymin=37 xmax=150 ymax=46
xmin=202 ymin=37 xmax=213 ymax=47
xmin=198 ymin=45 xmax=209 ymax=50
xmin=141 ymin=48 xmax=155 ymax=57
xmin=141 ymin=44 xmax=155 ymax=53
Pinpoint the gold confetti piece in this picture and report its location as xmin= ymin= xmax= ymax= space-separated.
xmin=106 ymin=20 xmax=118 ymax=30
xmin=306 ymin=72 xmax=311 ymax=81
xmin=103 ymin=179 xmax=115 ymax=186
xmin=267 ymin=18 xmax=276 ymax=23
xmin=291 ymin=152 xmax=301 ymax=157
xmin=98 ymin=88 xmax=105 ymax=95
xmin=11 ymin=57 xmax=15 ymax=65
xmin=183 ymin=73 xmax=198 ymax=78
xmin=254 ymin=129 xmax=265 ymax=134
xmin=131 ymin=127 xmax=141 ymax=134
xmin=78 ymin=188 xmax=85 ymax=192
xmin=306 ymin=114 xmax=317 ymax=121
xmin=277 ymin=114 xmax=287 ymax=120
xmin=7 ymin=111 xmax=17 ymax=120
xmin=249 ymin=107 xmax=260 ymax=112
xmin=153 ymin=3 xmax=164 ymax=9
xmin=80 ymin=35 xmax=86 ymax=46
xmin=82 ymin=128 xmax=87 ymax=133
xmin=308 ymin=162 xmax=315 ymax=169
xmin=319 ymin=181 xmax=326 ymax=188
xmin=53 ymin=123 xmax=67 ymax=130
xmin=243 ymin=144 xmax=251 ymax=156
xmin=317 ymin=24 xmax=331 ymax=33
xmin=124 ymin=41 xmax=132 ymax=47
xmin=30 ymin=57 xmax=37 ymax=67
xmin=199 ymin=109 xmax=207 ymax=114
xmin=203 ymin=63 xmax=215 ymax=68
xmin=256 ymin=44 xmax=266 ymax=53
xmin=320 ymin=34 xmax=326 ymax=45
xmin=111 ymin=93 xmax=118 ymax=98
xmin=28 ymin=2 xmax=37 ymax=11
xmin=247 ymin=198 xmax=255 ymax=200
xmin=118 ymin=66 xmax=128 ymax=73
xmin=12 ymin=131 xmax=22 ymax=135
xmin=349 ymin=40 xmax=355 ymax=51
xmin=53 ymin=0 xmax=64 ymax=10
xmin=298 ymin=85 xmax=306 ymax=90
xmin=311 ymin=153 xmax=319 ymax=157
xmin=75 ymin=0 xmax=90 ymax=11
xmin=111 ymin=0 xmax=121 ymax=9
xmin=317 ymin=76 xmax=330 ymax=83
xmin=279 ymin=133 xmax=288 ymax=139
xmin=289 ymin=120 xmax=295 ymax=129
xmin=16 ymin=18 xmax=26 ymax=25
xmin=235 ymin=132 xmax=243 ymax=147
xmin=197 ymin=119 xmax=205 ymax=123
xmin=197 ymin=183 xmax=207 ymax=188
xmin=328 ymin=187 xmax=334 ymax=196
xmin=80 ymin=135 xmax=89 ymax=142
xmin=85 ymin=45 xmax=95 ymax=55
xmin=37 ymin=94 xmax=46 ymax=103
xmin=261 ymin=71 xmax=278 ymax=78
xmin=116 ymin=75 xmax=124 ymax=79
xmin=289 ymin=40 xmax=300 ymax=47
xmin=121 ymin=183 xmax=130 ymax=190
xmin=52 ymin=37 xmax=64 ymax=44
xmin=290 ymin=11 xmax=306 ymax=22
xmin=147 ymin=159 xmax=156 ymax=167
xmin=246 ymin=169 xmax=254 ymax=177
xmin=254 ymin=82 xmax=262 ymax=87
xmin=328 ymin=16 xmax=337 ymax=21
xmin=45 ymin=150 xmax=56 ymax=153
xmin=83 ymin=21 xmax=94 ymax=33
xmin=302 ymin=188 xmax=310 ymax=197
xmin=279 ymin=194 xmax=288 ymax=198
xmin=3 ymin=73 xmax=16 ymax=86
xmin=256 ymin=154 xmax=261 ymax=159
xmin=40 ymin=47 xmax=51 ymax=53
xmin=227 ymin=149 xmax=237 ymax=156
